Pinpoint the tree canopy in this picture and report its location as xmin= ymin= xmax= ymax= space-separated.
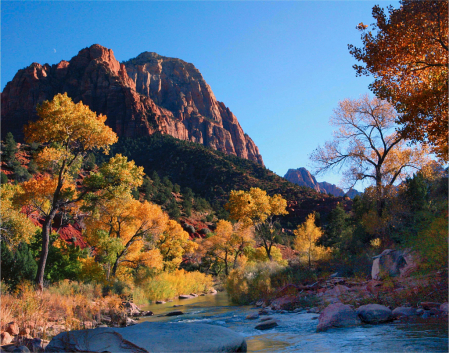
xmin=225 ymin=187 xmax=287 ymax=260
xmin=293 ymin=213 xmax=328 ymax=268
xmin=310 ymin=95 xmax=429 ymax=215
xmin=349 ymin=0 xmax=448 ymax=160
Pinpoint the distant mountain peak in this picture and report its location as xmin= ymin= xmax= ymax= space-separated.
xmin=284 ymin=167 xmax=360 ymax=198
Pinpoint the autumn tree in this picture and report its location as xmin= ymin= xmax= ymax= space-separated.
xmin=349 ymin=0 xmax=448 ymax=160
xmin=225 ymin=187 xmax=287 ymax=261
xmin=310 ymin=95 xmax=429 ymax=217
xmin=85 ymin=193 xmax=168 ymax=278
xmin=196 ymin=220 xmax=253 ymax=275
xmin=17 ymin=93 xmax=119 ymax=288
xmin=294 ymin=213 xmax=328 ymax=268
xmin=157 ymin=220 xmax=197 ymax=272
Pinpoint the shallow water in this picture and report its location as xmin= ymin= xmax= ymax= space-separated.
xmin=140 ymin=292 xmax=448 ymax=352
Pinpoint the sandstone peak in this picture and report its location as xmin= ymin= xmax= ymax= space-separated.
xmin=1 ymin=44 xmax=263 ymax=165
xmin=284 ymin=167 xmax=360 ymax=198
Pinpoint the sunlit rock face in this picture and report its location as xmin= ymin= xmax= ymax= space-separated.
xmin=1 ymin=44 xmax=263 ymax=165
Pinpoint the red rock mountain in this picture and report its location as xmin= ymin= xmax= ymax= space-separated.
xmin=1 ymin=44 xmax=263 ymax=165
xmin=284 ymin=168 xmax=360 ymax=198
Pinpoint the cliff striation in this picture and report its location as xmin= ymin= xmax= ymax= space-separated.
xmin=1 ymin=44 xmax=263 ymax=165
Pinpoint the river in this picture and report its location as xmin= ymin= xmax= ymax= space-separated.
xmin=140 ymin=292 xmax=448 ymax=352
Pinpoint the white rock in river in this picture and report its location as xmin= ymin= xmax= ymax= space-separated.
xmin=45 ymin=322 xmax=247 ymax=352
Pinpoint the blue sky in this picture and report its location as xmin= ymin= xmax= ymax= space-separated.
xmin=1 ymin=1 xmax=400 ymax=189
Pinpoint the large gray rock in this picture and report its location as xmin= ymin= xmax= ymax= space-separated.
xmin=356 ymin=304 xmax=393 ymax=324
xmin=371 ymin=249 xmax=417 ymax=280
xmin=255 ymin=320 xmax=279 ymax=330
xmin=45 ymin=322 xmax=247 ymax=352
xmin=392 ymin=307 xmax=418 ymax=318
xmin=316 ymin=303 xmax=361 ymax=332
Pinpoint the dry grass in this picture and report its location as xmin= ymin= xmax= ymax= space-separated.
xmin=0 ymin=280 xmax=124 ymax=341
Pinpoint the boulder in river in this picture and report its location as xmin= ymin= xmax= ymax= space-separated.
xmin=356 ymin=304 xmax=393 ymax=324
xmin=245 ymin=313 xmax=259 ymax=320
xmin=45 ymin=322 xmax=247 ymax=352
xmin=392 ymin=307 xmax=418 ymax=318
xmin=255 ymin=320 xmax=279 ymax=330
xmin=179 ymin=294 xmax=194 ymax=300
xmin=124 ymin=302 xmax=141 ymax=316
xmin=317 ymin=303 xmax=361 ymax=332
xmin=165 ymin=311 xmax=184 ymax=317
xmin=420 ymin=302 xmax=440 ymax=310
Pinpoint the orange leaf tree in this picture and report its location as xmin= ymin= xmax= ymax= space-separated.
xmin=18 ymin=93 xmax=120 ymax=288
xmin=348 ymin=0 xmax=448 ymax=160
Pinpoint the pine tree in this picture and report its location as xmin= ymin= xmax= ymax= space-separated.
xmin=4 ymin=132 xmax=18 ymax=166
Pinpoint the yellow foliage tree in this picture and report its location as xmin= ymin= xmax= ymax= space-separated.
xmin=0 ymin=184 xmax=37 ymax=248
xmin=247 ymin=246 xmax=287 ymax=266
xmin=84 ymin=194 xmax=168 ymax=278
xmin=17 ymin=93 xmax=128 ymax=288
xmin=196 ymin=220 xmax=254 ymax=275
xmin=294 ymin=213 xmax=329 ymax=268
xmin=225 ymin=188 xmax=287 ymax=261
xmin=157 ymin=220 xmax=198 ymax=272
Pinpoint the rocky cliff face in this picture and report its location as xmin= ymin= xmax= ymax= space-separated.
xmin=1 ymin=44 xmax=263 ymax=165
xmin=284 ymin=168 xmax=360 ymax=198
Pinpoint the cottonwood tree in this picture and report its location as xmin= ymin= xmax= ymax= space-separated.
xmin=157 ymin=220 xmax=197 ymax=272
xmin=16 ymin=93 xmax=121 ymax=289
xmin=349 ymin=0 xmax=448 ymax=160
xmin=310 ymin=95 xmax=429 ymax=217
xmin=294 ymin=213 xmax=328 ymax=268
xmin=196 ymin=220 xmax=253 ymax=276
xmin=225 ymin=187 xmax=287 ymax=261
xmin=84 ymin=193 xmax=168 ymax=278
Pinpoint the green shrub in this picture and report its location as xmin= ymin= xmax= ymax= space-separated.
xmin=1 ymin=242 xmax=37 ymax=289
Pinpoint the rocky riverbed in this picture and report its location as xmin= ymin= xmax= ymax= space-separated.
xmin=136 ymin=291 xmax=447 ymax=352
xmin=2 ymin=287 xmax=447 ymax=352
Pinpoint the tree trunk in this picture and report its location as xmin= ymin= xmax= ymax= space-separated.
xmin=375 ymin=170 xmax=383 ymax=217
xmin=35 ymin=211 xmax=57 ymax=289
xmin=224 ymin=252 xmax=228 ymax=276
xmin=111 ymin=255 xmax=120 ymax=278
xmin=262 ymin=239 xmax=273 ymax=261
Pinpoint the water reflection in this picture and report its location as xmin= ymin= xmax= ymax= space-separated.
xmin=140 ymin=292 xmax=448 ymax=352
